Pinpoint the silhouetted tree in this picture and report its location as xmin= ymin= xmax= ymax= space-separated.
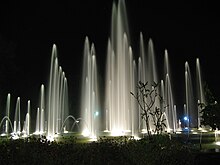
xmin=131 ymin=81 xmax=166 ymax=137
xmin=199 ymin=83 xmax=220 ymax=130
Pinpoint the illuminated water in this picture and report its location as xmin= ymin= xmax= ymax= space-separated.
xmin=81 ymin=37 xmax=100 ymax=138
xmin=161 ymin=50 xmax=176 ymax=132
xmin=105 ymin=0 xmax=137 ymax=136
xmin=185 ymin=61 xmax=197 ymax=128
xmin=0 ymin=94 xmax=13 ymax=135
xmin=47 ymin=44 xmax=69 ymax=139
xmin=196 ymin=58 xmax=206 ymax=128
xmin=0 ymin=0 xmax=207 ymax=139
xmin=24 ymin=100 xmax=31 ymax=136
xmin=13 ymin=97 xmax=21 ymax=135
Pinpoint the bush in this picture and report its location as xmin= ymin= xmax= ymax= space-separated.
xmin=0 ymin=135 xmax=194 ymax=165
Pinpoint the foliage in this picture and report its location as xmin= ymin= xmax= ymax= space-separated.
xmin=199 ymin=84 xmax=220 ymax=130
xmin=0 ymin=135 xmax=194 ymax=165
xmin=131 ymin=81 xmax=166 ymax=136
xmin=199 ymin=102 xmax=220 ymax=130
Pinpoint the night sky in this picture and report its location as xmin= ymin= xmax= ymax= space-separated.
xmin=0 ymin=0 xmax=219 ymax=118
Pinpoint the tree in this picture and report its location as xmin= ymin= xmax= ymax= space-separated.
xmin=199 ymin=83 xmax=220 ymax=130
xmin=131 ymin=81 xmax=166 ymax=137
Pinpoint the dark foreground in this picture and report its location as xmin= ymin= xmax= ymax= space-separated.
xmin=194 ymin=152 xmax=220 ymax=165
xmin=0 ymin=135 xmax=219 ymax=165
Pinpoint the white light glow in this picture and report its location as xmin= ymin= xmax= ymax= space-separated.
xmin=1 ymin=133 xmax=7 ymax=137
xmin=22 ymin=134 xmax=28 ymax=138
xmin=215 ymin=130 xmax=220 ymax=134
xmin=95 ymin=111 xmax=99 ymax=116
xmin=88 ymin=137 xmax=97 ymax=142
xmin=166 ymin=128 xmax=172 ymax=133
xmin=12 ymin=135 xmax=19 ymax=140
xmin=176 ymin=131 xmax=182 ymax=134
xmin=201 ymin=129 xmax=208 ymax=132
xmin=46 ymin=135 xmax=55 ymax=141
xmin=111 ymin=129 xmax=125 ymax=136
xmin=64 ymin=130 xmax=68 ymax=134
xmin=134 ymin=136 xmax=141 ymax=140
xmin=82 ymin=129 xmax=90 ymax=137
xmin=33 ymin=131 xmax=40 ymax=135
xmin=141 ymin=129 xmax=147 ymax=134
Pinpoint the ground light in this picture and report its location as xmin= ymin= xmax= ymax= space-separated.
xmin=82 ymin=129 xmax=90 ymax=137
xmin=184 ymin=116 xmax=188 ymax=121
xmin=94 ymin=111 xmax=99 ymax=117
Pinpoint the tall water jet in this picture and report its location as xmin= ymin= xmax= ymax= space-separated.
xmin=25 ymin=100 xmax=31 ymax=136
xmin=5 ymin=93 xmax=11 ymax=134
xmin=138 ymin=35 xmax=160 ymax=132
xmin=35 ymin=108 xmax=40 ymax=134
xmin=147 ymin=39 xmax=160 ymax=132
xmin=164 ymin=50 xmax=170 ymax=76
xmin=165 ymin=74 xmax=175 ymax=132
xmin=81 ymin=37 xmax=100 ymax=138
xmin=105 ymin=0 xmax=138 ymax=136
xmin=147 ymin=39 xmax=158 ymax=85
xmin=40 ymin=84 xmax=45 ymax=133
xmin=34 ymin=84 xmax=45 ymax=135
xmin=47 ymin=44 xmax=69 ymax=139
xmin=185 ymin=61 xmax=196 ymax=128
xmin=196 ymin=58 xmax=205 ymax=104
xmin=139 ymin=36 xmax=158 ymax=91
xmin=138 ymin=33 xmax=146 ymax=131
xmin=173 ymin=105 xmax=177 ymax=131
xmin=131 ymin=58 xmax=138 ymax=136
xmin=196 ymin=58 xmax=206 ymax=128
xmin=139 ymin=33 xmax=147 ymax=83
xmin=13 ymin=97 xmax=21 ymax=134
xmin=163 ymin=50 xmax=176 ymax=132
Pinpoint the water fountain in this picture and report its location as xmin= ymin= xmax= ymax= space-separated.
xmin=0 ymin=44 xmax=70 ymax=140
xmin=104 ymin=0 xmax=178 ymax=136
xmin=0 ymin=94 xmax=11 ymax=134
xmin=23 ymin=100 xmax=31 ymax=136
xmin=104 ymin=0 xmax=206 ymax=135
xmin=34 ymin=84 xmax=45 ymax=135
xmin=13 ymin=97 xmax=21 ymax=135
xmin=40 ymin=84 xmax=45 ymax=134
xmin=196 ymin=58 xmax=206 ymax=128
xmin=0 ymin=93 xmax=13 ymax=136
xmin=161 ymin=50 xmax=176 ymax=132
xmin=185 ymin=61 xmax=197 ymax=128
xmin=105 ymin=0 xmax=137 ymax=136
xmin=47 ymin=44 xmax=69 ymax=139
xmin=0 ymin=0 xmax=208 ymax=140
xmin=81 ymin=37 xmax=100 ymax=138
xmin=35 ymin=108 xmax=40 ymax=134
xmin=138 ymin=36 xmax=160 ymax=133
